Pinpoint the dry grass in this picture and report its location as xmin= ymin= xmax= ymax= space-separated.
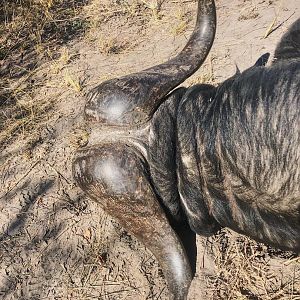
xmin=0 ymin=0 xmax=88 ymax=67
xmin=208 ymin=230 xmax=300 ymax=299
xmin=0 ymin=0 xmax=89 ymax=148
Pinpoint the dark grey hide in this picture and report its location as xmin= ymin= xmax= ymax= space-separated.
xmin=73 ymin=0 xmax=300 ymax=298
xmin=151 ymin=60 xmax=300 ymax=248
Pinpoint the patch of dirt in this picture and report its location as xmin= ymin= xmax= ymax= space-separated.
xmin=0 ymin=0 xmax=299 ymax=299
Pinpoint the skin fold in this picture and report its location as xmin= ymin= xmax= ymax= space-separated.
xmin=73 ymin=0 xmax=300 ymax=298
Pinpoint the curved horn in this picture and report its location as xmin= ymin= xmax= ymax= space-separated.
xmin=73 ymin=144 xmax=193 ymax=299
xmin=85 ymin=0 xmax=216 ymax=126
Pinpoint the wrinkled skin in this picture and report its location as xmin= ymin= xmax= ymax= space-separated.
xmin=73 ymin=0 xmax=300 ymax=298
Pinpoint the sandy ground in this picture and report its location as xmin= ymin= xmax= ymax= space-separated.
xmin=0 ymin=0 xmax=299 ymax=299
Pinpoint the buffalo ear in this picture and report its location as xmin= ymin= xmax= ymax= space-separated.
xmin=254 ymin=53 xmax=270 ymax=67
